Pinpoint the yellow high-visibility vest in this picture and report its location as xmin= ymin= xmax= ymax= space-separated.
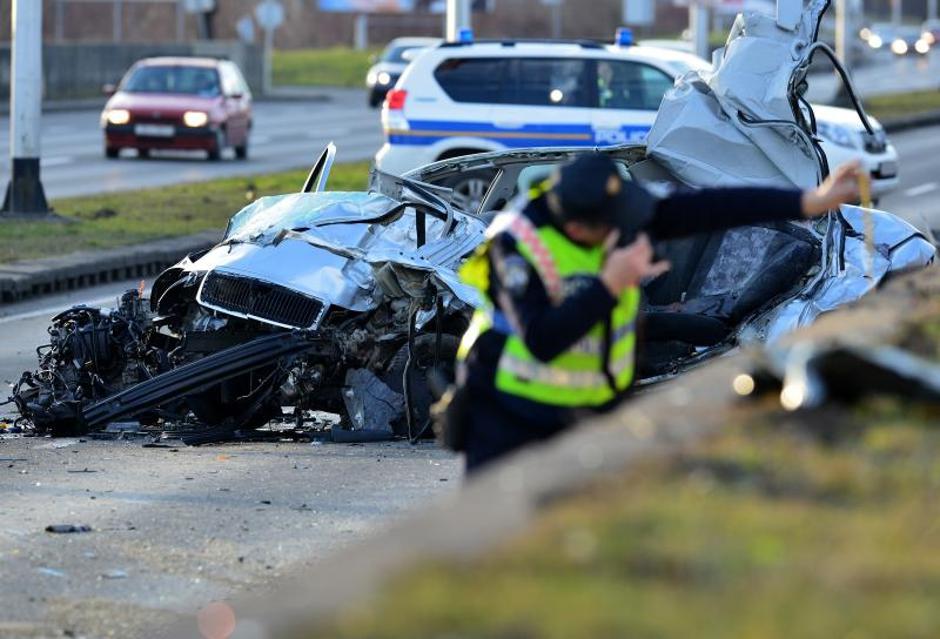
xmin=458 ymin=212 xmax=639 ymax=407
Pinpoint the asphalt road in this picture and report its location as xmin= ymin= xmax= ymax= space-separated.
xmin=805 ymin=49 xmax=940 ymax=103
xmin=0 ymin=281 xmax=460 ymax=638
xmin=880 ymin=123 xmax=940 ymax=233
xmin=0 ymin=89 xmax=384 ymax=200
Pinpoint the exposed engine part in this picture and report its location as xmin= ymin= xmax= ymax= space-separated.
xmin=12 ymin=290 xmax=170 ymax=435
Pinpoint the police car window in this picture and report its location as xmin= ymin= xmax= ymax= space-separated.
xmin=434 ymin=58 xmax=507 ymax=104
xmin=597 ymin=61 xmax=674 ymax=111
xmin=512 ymin=160 xmax=634 ymax=200
xmin=510 ymin=59 xmax=590 ymax=108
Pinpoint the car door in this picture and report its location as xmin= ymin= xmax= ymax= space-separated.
xmin=591 ymin=59 xmax=675 ymax=146
xmin=492 ymin=57 xmax=596 ymax=150
xmin=219 ymin=63 xmax=250 ymax=144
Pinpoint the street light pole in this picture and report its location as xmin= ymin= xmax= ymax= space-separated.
xmin=690 ymin=1 xmax=710 ymax=62
xmin=446 ymin=0 xmax=471 ymax=42
xmin=834 ymin=0 xmax=848 ymax=64
xmin=2 ymin=0 xmax=49 ymax=217
xmin=890 ymin=0 xmax=901 ymax=25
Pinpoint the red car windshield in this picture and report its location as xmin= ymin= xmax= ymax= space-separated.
xmin=122 ymin=65 xmax=221 ymax=97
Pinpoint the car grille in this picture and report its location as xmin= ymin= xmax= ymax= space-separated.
xmin=199 ymin=271 xmax=326 ymax=329
xmin=862 ymin=129 xmax=887 ymax=154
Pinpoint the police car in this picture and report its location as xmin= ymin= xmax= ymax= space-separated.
xmin=375 ymin=30 xmax=898 ymax=209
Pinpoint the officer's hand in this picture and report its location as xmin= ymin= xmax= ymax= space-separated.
xmin=600 ymin=232 xmax=671 ymax=296
xmin=801 ymin=161 xmax=863 ymax=217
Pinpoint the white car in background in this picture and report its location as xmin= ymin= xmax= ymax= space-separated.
xmin=365 ymin=36 xmax=441 ymax=108
xmin=376 ymin=34 xmax=898 ymax=208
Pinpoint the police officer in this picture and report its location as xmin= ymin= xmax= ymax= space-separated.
xmin=453 ymin=152 xmax=862 ymax=473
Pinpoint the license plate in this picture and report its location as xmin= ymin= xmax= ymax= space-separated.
xmin=877 ymin=161 xmax=898 ymax=178
xmin=134 ymin=124 xmax=174 ymax=138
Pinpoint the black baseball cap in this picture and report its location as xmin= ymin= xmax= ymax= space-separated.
xmin=546 ymin=153 xmax=656 ymax=233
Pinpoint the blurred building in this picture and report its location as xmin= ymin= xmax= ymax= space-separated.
xmin=0 ymin=0 xmax=693 ymax=48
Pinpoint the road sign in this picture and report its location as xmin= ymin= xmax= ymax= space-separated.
xmin=183 ymin=0 xmax=216 ymax=13
xmin=255 ymin=0 xmax=285 ymax=31
xmin=236 ymin=15 xmax=256 ymax=43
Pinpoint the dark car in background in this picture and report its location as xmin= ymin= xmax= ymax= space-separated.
xmin=365 ymin=37 xmax=440 ymax=107
xmin=101 ymin=57 xmax=253 ymax=160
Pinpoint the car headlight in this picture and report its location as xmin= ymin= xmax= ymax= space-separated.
xmin=366 ymin=70 xmax=378 ymax=85
xmin=817 ymin=121 xmax=858 ymax=149
xmin=183 ymin=111 xmax=209 ymax=128
xmin=923 ymin=32 xmax=936 ymax=45
xmin=377 ymin=71 xmax=392 ymax=86
xmin=915 ymin=38 xmax=931 ymax=54
xmin=106 ymin=109 xmax=131 ymax=125
xmin=891 ymin=39 xmax=908 ymax=55
xmin=868 ymin=34 xmax=883 ymax=48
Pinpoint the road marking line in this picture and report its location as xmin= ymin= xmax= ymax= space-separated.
xmin=904 ymin=182 xmax=938 ymax=197
xmin=0 ymin=293 xmax=129 ymax=325
xmin=40 ymin=156 xmax=73 ymax=167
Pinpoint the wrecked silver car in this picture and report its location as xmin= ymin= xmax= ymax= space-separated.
xmin=11 ymin=147 xmax=487 ymax=443
xmin=8 ymin=0 xmax=937 ymax=442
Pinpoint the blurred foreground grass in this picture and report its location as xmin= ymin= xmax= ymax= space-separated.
xmin=317 ymin=316 xmax=940 ymax=639
xmin=272 ymin=47 xmax=377 ymax=88
xmin=0 ymin=162 xmax=370 ymax=263
xmin=867 ymin=89 xmax=940 ymax=120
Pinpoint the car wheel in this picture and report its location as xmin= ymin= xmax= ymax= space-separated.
xmin=137 ymin=148 xmax=150 ymax=159
xmin=104 ymin=146 xmax=119 ymax=159
xmin=382 ymin=334 xmax=458 ymax=439
xmin=440 ymin=169 xmax=497 ymax=213
xmin=207 ymin=131 xmax=224 ymax=161
xmin=368 ymin=92 xmax=383 ymax=108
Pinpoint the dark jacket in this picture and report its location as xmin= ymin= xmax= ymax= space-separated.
xmin=462 ymin=183 xmax=804 ymax=429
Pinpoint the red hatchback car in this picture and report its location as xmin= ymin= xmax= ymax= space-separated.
xmin=101 ymin=57 xmax=252 ymax=160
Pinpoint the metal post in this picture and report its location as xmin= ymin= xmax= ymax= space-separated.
xmin=929 ymin=0 xmax=938 ymax=22
xmin=176 ymin=0 xmax=185 ymax=43
xmin=55 ymin=0 xmax=65 ymax=42
xmin=263 ymin=27 xmax=274 ymax=95
xmin=890 ymin=0 xmax=901 ymax=25
xmin=551 ymin=2 xmax=563 ymax=39
xmin=354 ymin=13 xmax=369 ymax=50
xmin=446 ymin=0 xmax=471 ymax=42
xmin=113 ymin=0 xmax=123 ymax=43
xmin=835 ymin=0 xmax=848 ymax=64
xmin=690 ymin=2 xmax=710 ymax=62
xmin=2 ymin=0 xmax=49 ymax=217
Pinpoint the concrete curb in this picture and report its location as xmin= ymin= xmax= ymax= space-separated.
xmin=156 ymin=266 xmax=934 ymax=639
xmin=0 ymin=230 xmax=219 ymax=304
xmin=881 ymin=108 xmax=940 ymax=133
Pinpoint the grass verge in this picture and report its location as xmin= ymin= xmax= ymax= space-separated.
xmin=312 ymin=317 xmax=940 ymax=639
xmin=0 ymin=162 xmax=370 ymax=264
xmin=272 ymin=47 xmax=378 ymax=88
xmin=866 ymin=89 xmax=940 ymax=121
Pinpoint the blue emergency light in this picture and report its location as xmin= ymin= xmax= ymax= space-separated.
xmin=616 ymin=27 xmax=634 ymax=47
xmin=458 ymin=28 xmax=474 ymax=43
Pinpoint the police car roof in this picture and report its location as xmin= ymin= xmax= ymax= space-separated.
xmin=431 ymin=38 xmax=710 ymax=67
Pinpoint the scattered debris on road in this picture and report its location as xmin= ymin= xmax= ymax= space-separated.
xmin=45 ymin=524 xmax=92 ymax=534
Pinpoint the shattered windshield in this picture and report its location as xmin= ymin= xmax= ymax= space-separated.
xmin=225 ymin=192 xmax=402 ymax=243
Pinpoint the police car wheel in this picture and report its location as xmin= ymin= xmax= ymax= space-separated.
xmin=440 ymin=169 xmax=497 ymax=213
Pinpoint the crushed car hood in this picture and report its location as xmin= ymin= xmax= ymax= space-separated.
xmin=186 ymin=191 xmax=485 ymax=326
